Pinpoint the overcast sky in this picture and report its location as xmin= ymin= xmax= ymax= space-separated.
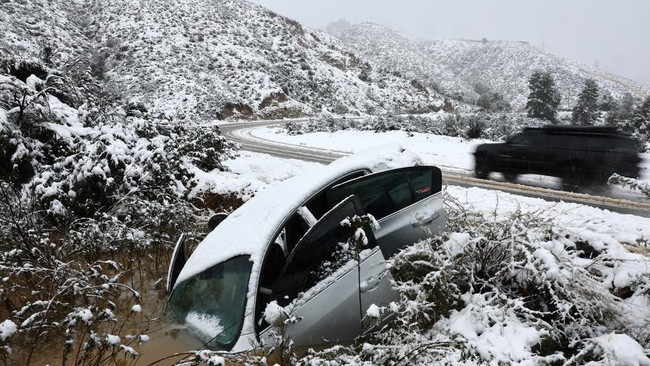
xmin=249 ymin=0 xmax=650 ymax=88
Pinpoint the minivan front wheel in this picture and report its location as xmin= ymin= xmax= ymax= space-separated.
xmin=474 ymin=156 xmax=492 ymax=179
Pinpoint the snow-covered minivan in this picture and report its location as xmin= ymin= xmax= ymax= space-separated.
xmin=166 ymin=145 xmax=444 ymax=352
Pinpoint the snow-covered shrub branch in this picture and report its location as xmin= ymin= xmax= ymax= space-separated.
xmin=0 ymin=180 xmax=206 ymax=364
xmin=2 ymin=57 xmax=236 ymax=221
xmin=300 ymin=199 xmax=650 ymax=365
xmin=608 ymin=173 xmax=650 ymax=199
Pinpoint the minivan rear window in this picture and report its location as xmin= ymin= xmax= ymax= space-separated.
xmin=327 ymin=167 xmax=441 ymax=220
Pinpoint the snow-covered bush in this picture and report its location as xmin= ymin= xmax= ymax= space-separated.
xmin=1 ymin=63 xmax=235 ymax=220
xmin=300 ymin=199 xmax=650 ymax=365
xmin=0 ymin=53 xmax=237 ymax=364
xmin=464 ymin=114 xmax=486 ymax=139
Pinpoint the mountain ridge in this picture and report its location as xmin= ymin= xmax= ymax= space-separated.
xmin=327 ymin=21 xmax=649 ymax=110
xmin=3 ymin=0 xmax=647 ymax=123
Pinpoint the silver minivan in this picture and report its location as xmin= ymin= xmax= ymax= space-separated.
xmin=167 ymin=147 xmax=445 ymax=352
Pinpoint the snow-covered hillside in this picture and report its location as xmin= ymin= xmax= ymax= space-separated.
xmin=0 ymin=0 xmax=90 ymax=64
xmin=1 ymin=0 xmax=449 ymax=122
xmin=328 ymin=22 xmax=650 ymax=110
xmin=85 ymin=0 xmax=450 ymax=120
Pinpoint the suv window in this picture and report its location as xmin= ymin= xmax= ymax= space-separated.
xmin=611 ymin=137 xmax=638 ymax=153
xmin=508 ymin=133 xmax=535 ymax=145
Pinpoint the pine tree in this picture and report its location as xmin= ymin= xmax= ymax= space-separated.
xmin=571 ymin=79 xmax=601 ymax=125
xmin=631 ymin=96 xmax=650 ymax=140
xmin=526 ymin=71 xmax=561 ymax=123
xmin=599 ymin=92 xmax=614 ymax=111
xmin=606 ymin=93 xmax=638 ymax=133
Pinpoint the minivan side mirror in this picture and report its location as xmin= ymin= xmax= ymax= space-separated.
xmin=207 ymin=212 xmax=229 ymax=232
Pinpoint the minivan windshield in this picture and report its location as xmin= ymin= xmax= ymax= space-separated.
xmin=169 ymin=255 xmax=252 ymax=350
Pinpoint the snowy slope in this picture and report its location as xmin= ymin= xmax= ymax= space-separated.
xmin=81 ymin=0 xmax=448 ymax=120
xmin=0 ymin=0 xmax=90 ymax=64
xmin=330 ymin=22 xmax=650 ymax=110
xmin=1 ymin=0 xmax=449 ymax=123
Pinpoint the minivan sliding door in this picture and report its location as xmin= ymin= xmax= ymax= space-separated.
xmin=260 ymin=196 xmax=388 ymax=347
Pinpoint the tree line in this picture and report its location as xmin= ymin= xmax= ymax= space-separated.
xmin=525 ymin=70 xmax=650 ymax=140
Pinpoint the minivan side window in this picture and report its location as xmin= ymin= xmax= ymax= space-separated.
xmin=410 ymin=169 xmax=436 ymax=201
xmin=327 ymin=167 xmax=442 ymax=221
xmin=305 ymin=170 xmax=368 ymax=219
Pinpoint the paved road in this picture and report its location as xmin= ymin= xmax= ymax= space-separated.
xmin=220 ymin=120 xmax=650 ymax=217
xmin=221 ymin=120 xmax=346 ymax=164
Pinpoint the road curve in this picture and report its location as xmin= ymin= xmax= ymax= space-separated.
xmin=221 ymin=120 xmax=347 ymax=164
xmin=219 ymin=120 xmax=650 ymax=217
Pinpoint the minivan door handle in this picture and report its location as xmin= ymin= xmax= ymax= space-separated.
xmin=360 ymin=270 xmax=388 ymax=293
xmin=412 ymin=212 xmax=440 ymax=227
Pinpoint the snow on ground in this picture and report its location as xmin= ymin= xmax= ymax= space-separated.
xmin=448 ymin=184 xmax=650 ymax=243
xmin=252 ymin=127 xmax=479 ymax=173
xmin=250 ymin=126 xmax=650 ymax=196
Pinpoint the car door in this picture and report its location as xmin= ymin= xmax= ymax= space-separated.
xmin=326 ymin=166 xmax=444 ymax=258
xmin=259 ymin=196 xmax=396 ymax=348
xmin=166 ymin=233 xmax=188 ymax=294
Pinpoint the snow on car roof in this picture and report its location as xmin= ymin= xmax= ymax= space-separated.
xmin=175 ymin=143 xmax=422 ymax=286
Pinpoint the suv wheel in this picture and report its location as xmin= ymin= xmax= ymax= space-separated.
xmin=503 ymin=173 xmax=518 ymax=182
xmin=474 ymin=156 xmax=491 ymax=179
xmin=562 ymin=177 xmax=580 ymax=192
xmin=561 ymin=163 xmax=593 ymax=191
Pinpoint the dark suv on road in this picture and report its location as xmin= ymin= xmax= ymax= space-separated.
xmin=473 ymin=126 xmax=642 ymax=189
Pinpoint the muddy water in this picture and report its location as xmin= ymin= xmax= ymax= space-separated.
xmin=113 ymin=270 xmax=207 ymax=365
xmin=26 ymin=259 xmax=206 ymax=365
xmin=133 ymin=321 xmax=205 ymax=365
